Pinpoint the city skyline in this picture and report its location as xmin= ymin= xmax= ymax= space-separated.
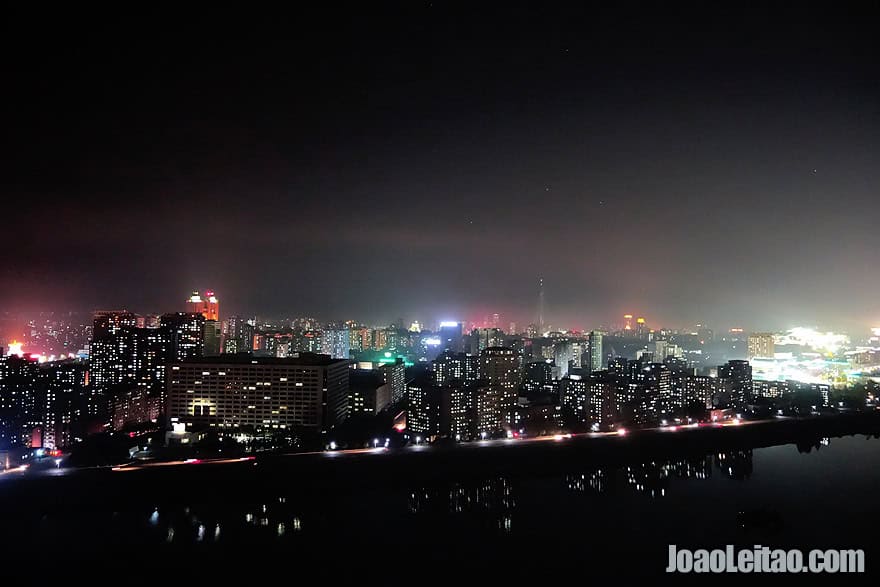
xmin=2 ymin=304 xmax=878 ymax=340
xmin=3 ymin=303 xmax=873 ymax=455
xmin=1 ymin=291 xmax=878 ymax=338
xmin=2 ymin=5 xmax=879 ymax=579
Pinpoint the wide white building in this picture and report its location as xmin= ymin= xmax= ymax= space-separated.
xmin=166 ymin=353 xmax=349 ymax=438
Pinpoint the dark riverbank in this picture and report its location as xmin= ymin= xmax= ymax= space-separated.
xmin=3 ymin=412 xmax=879 ymax=506
xmin=2 ymin=412 xmax=879 ymax=580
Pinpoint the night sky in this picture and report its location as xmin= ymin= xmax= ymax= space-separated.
xmin=3 ymin=4 xmax=878 ymax=331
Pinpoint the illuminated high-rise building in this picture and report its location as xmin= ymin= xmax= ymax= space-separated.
xmin=36 ymin=360 xmax=89 ymax=448
xmin=588 ymin=371 xmax=617 ymax=429
xmin=747 ymin=332 xmax=775 ymax=359
xmin=379 ymin=357 xmax=406 ymax=404
xmin=186 ymin=290 xmax=220 ymax=321
xmin=684 ymin=374 xmax=717 ymax=409
xmin=406 ymin=375 xmax=440 ymax=438
xmin=385 ymin=327 xmax=402 ymax=350
xmin=480 ymin=347 xmax=522 ymax=392
xmin=186 ymin=291 xmax=203 ymax=316
xmin=348 ymin=329 xmax=362 ymax=352
xmin=432 ymin=350 xmax=478 ymax=385
xmin=321 ymin=328 xmax=351 ymax=360
xmin=372 ymin=328 xmax=388 ymax=350
xmin=623 ymin=314 xmax=633 ymax=332
xmin=641 ymin=362 xmax=672 ymax=420
xmin=588 ymin=330 xmax=604 ymax=372
xmin=717 ymin=360 xmax=752 ymax=407
xmin=355 ymin=327 xmax=373 ymax=352
xmin=636 ymin=317 xmax=646 ymax=338
xmin=204 ymin=290 xmax=219 ymax=321
xmin=160 ymin=313 xmax=205 ymax=363
xmin=447 ymin=380 xmax=476 ymax=441
xmin=478 ymin=347 xmax=522 ymax=430
xmin=0 ymin=354 xmax=39 ymax=447
xmin=560 ymin=373 xmax=589 ymax=424
xmin=221 ymin=315 xmax=254 ymax=354
xmin=91 ymin=311 xmax=171 ymax=422
xmin=90 ymin=311 xmax=150 ymax=395
xmin=475 ymin=383 xmax=506 ymax=435
xmin=570 ymin=340 xmax=585 ymax=369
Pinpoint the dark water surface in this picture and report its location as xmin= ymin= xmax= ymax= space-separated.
xmin=2 ymin=427 xmax=878 ymax=579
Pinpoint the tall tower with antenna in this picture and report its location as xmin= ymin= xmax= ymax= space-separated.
xmin=538 ymin=277 xmax=545 ymax=333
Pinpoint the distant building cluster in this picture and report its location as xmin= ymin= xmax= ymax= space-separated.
xmin=404 ymin=320 xmax=870 ymax=442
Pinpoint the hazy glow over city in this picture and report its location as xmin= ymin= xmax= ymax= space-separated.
xmin=776 ymin=328 xmax=850 ymax=354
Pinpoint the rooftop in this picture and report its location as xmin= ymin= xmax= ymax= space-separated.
xmin=177 ymin=352 xmax=349 ymax=367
